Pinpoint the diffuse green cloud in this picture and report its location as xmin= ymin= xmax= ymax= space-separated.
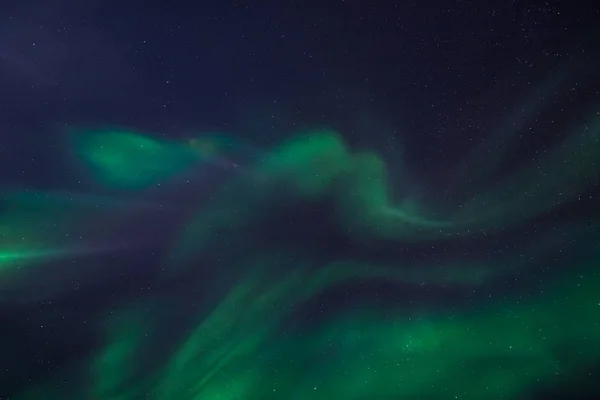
xmin=4 ymin=117 xmax=599 ymax=399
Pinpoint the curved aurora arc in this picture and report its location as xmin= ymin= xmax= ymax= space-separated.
xmin=1 ymin=101 xmax=599 ymax=399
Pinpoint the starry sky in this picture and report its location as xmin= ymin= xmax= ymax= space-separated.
xmin=1 ymin=0 xmax=598 ymax=184
xmin=1 ymin=1 xmax=599 ymax=399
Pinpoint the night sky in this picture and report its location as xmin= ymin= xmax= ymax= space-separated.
xmin=1 ymin=1 xmax=599 ymax=399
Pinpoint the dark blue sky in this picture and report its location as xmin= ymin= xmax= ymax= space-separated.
xmin=0 ymin=0 xmax=598 ymax=184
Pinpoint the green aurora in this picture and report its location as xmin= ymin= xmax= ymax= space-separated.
xmin=1 ymin=115 xmax=599 ymax=399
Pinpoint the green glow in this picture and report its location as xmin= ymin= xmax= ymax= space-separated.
xmin=5 ymin=112 xmax=599 ymax=398
xmin=0 ymin=189 xmax=157 ymax=302
xmin=73 ymin=129 xmax=200 ymax=189
xmin=15 ymin=256 xmax=599 ymax=399
xmin=171 ymin=117 xmax=598 ymax=265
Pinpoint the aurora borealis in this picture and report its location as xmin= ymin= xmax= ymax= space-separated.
xmin=2 ymin=110 xmax=599 ymax=399
xmin=2 ymin=1 xmax=600 ymax=399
